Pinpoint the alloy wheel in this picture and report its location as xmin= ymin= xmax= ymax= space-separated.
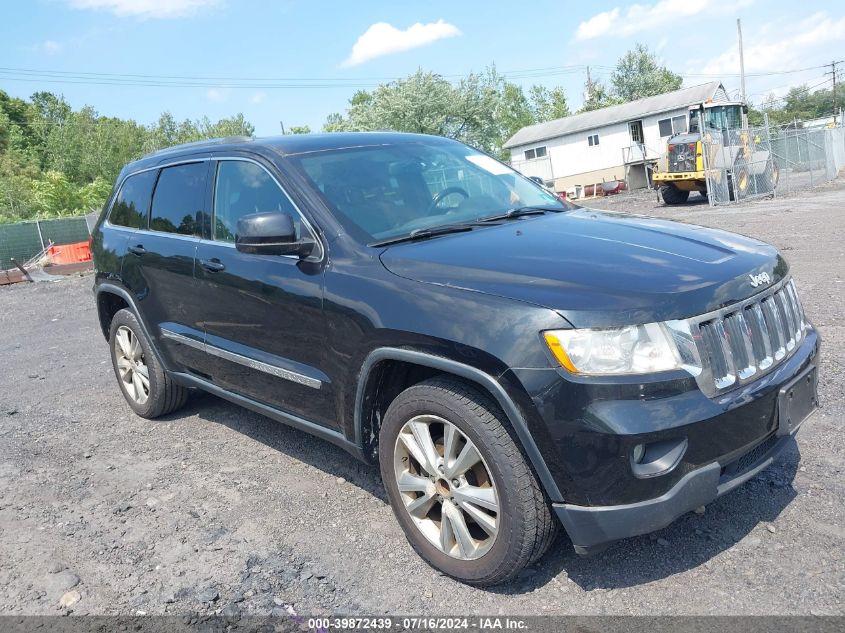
xmin=114 ymin=325 xmax=149 ymax=405
xmin=393 ymin=414 xmax=499 ymax=560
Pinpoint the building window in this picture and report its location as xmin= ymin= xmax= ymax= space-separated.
xmin=587 ymin=134 xmax=599 ymax=146
xmin=524 ymin=146 xmax=547 ymax=160
xmin=659 ymin=115 xmax=688 ymax=137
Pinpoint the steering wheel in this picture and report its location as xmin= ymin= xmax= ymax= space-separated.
xmin=427 ymin=186 xmax=469 ymax=215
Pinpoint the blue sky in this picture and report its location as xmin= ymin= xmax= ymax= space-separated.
xmin=2 ymin=0 xmax=843 ymax=135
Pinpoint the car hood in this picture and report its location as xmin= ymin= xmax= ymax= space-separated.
xmin=379 ymin=208 xmax=787 ymax=328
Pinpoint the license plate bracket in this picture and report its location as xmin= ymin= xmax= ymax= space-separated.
xmin=777 ymin=364 xmax=818 ymax=436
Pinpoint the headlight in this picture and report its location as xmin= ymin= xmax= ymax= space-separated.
xmin=543 ymin=321 xmax=702 ymax=376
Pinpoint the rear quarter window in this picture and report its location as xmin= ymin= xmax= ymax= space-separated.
xmin=150 ymin=162 xmax=208 ymax=235
xmin=108 ymin=170 xmax=157 ymax=229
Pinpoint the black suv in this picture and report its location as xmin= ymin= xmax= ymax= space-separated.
xmin=92 ymin=133 xmax=819 ymax=586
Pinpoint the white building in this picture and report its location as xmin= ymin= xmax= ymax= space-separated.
xmin=506 ymin=81 xmax=729 ymax=193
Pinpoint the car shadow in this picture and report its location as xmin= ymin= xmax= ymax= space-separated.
xmin=172 ymin=390 xmax=388 ymax=502
xmin=168 ymin=391 xmax=801 ymax=594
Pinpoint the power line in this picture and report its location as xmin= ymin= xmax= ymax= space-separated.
xmin=0 ymin=63 xmax=836 ymax=91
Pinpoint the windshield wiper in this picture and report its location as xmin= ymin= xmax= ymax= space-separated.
xmin=368 ymin=223 xmax=477 ymax=247
xmin=477 ymin=205 xmax=566 ymax=223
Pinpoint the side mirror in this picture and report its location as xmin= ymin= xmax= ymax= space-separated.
xmin=235 ymin=212 xmax=316 ymax=258
xmin=742 ymin=104 xmax=749 ymax=114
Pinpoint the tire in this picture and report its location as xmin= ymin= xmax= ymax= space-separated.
xmin=755 ymin=159 xmax=780 ymax=193
xmin=731 ymin=157 xmax=750 ymax=200
xmin=379 ymin=376 xmax=557 ymax=586
xmin=660 ymin=184 xmax=690 ymax=205
xmin=109 ymin=308 xmax=189 ymax=419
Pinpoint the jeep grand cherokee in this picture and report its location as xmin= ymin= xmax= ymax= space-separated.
xmin=91 ymin=133 xmax=819 ymax=586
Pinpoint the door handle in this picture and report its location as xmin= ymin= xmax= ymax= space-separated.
xmin=200 ymin=258 xmax=226 ymax=273
xmin=127 ymin=244 xmax=146 ymax=255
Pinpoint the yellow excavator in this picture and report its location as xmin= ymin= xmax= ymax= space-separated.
xmin=652 ymin=100 xmax=778 ymax=204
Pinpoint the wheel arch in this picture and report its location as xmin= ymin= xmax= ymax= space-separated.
xmin=95 ymin=283 xmax=166 ymax=367
xmin=354 ymin=347 xmax=563 ymax=503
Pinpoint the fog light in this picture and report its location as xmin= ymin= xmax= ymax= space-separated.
xmin=630 ymin=438 xmax=688 ymax=478
xmin=632 ymin=443 xmax=646 ymax=464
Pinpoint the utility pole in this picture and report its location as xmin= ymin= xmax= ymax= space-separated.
xmin=585 ymin=66 xmax=593 ymax=101
xmin=737 ymin=19 xmax=746 ymax=104
xmin=826 ymin=61 xmax=838 ymax=125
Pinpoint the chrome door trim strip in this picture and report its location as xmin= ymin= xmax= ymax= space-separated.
xmin=160 ymin=328 xmax=322 ymax=389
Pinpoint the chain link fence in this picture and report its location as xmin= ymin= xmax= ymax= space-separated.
xmin=0 ymin=214 xmax=96 ymax=270
xmin=702 ymin=120 xmax=845 ymax=206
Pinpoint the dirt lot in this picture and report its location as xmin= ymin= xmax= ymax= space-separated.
xmin=1 ymin=184 xmax=843 ymax=617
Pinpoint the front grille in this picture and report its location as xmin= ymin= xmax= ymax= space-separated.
xmin=720 ymin=434 xmax=779 ymax=479
xmin=669 ymin=143 xmax=696 ymax=172
xmin=693 ymin=279 xmax=806 ymax=395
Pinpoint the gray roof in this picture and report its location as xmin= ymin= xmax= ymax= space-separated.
xmin=504 ymin=81 xmax=724 ymax=149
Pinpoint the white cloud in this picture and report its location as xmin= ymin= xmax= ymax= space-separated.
xmin=66 ymin=0 xmax=221 ymax=19
xmin=575 ymin=0 xmax=752 ymax=41
xmin=251 ymin=91 xmax=267 ymax=104
xmin=206 ymin=88 xmax=226 ymax=102
xmin=574 ymin=8 xmax=619 ymax=41
xmin=341 ymin=19 xmax=461 ymax=67
xmin=41 ymin=40 xmax=64 ymax=54
xmin=700 ymin=12 xmax=845 ymax=76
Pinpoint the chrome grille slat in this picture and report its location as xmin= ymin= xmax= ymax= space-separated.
xmin=786 ymin=281 xmax=804 ymax=334
xmin=712 ymin=318 xmax=737 ymax=389
xmin=692 ymin=278 xmax=806 ymax=396
xmin=748 ymin=303 xmax=773 ymax=370
xmin=776 ymin=290 xmax=797 ymax=351
xmin=762 ymin=297 xmax=787 ymax=360
xmin=728 ymin=311 xmax=757 ymax=379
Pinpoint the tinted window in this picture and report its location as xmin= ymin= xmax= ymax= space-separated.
xmin=109 ymin=170 xmax=157 ymax=229
xmin=213 ymin=161 xmax=300 ymax=242
xmin=149 ymin=163 xmax=207 ymax=235
xmin=658 ymin=118 xmax=673 ymax=137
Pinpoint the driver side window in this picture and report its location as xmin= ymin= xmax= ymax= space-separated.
xmin=213 ymin=160 xmax=301 ymax=242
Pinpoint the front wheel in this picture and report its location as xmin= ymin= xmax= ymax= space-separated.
xmin=660 ymin=184 xmax=690 ymax=205
xmin=379 ymin=377 xmax=557 ymax=586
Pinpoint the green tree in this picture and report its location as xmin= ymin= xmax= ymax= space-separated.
xmin=287 ymin=125 xmax=312 ymax=134
xmin=610 ymin=43 xmax=682 ymax=102
xmin=0 ymin=90 xmax=257 ymax=223
xmin=579 ymin=81 xmax=623 ymax=112
xmin=321 ymin=67 xmax=523 ymax=157
xmin=528 ymin=85 xmax=570 ymax=121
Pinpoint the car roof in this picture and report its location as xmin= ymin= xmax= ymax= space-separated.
xmin=121 ymin=132 xmax=458 ymax=177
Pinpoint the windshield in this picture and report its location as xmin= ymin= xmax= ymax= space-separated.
xmin=289 ymin=140 xmax=565 ymax=243
xmin=704 ymin=105 xmax=743 ymax=131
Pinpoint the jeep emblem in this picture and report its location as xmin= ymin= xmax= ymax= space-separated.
xmin=749 ymin=272 xmax=771 ymax=288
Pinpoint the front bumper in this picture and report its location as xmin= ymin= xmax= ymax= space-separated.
xmin=505 ymin=326 xmax=820 ymax=552
xmin=554 ymin=424 xmax=800 ymax=554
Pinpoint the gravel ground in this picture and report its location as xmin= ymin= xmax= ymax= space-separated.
xmin=0 ymin=183 xmax=843 ymax=617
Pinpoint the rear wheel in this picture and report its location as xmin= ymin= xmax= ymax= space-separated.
xmin=660 ymin=184 xmax=690 ymax=205
xmin=379 ymin=376 xmax=557 ymax=586
xmin=109 ymin=309 xmax=189 ymax=418
xmin=755 ymin=159 xmax=779 ymax=193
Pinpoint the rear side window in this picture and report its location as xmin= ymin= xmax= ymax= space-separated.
xmin=150 ymin=162 xmax=207 ymax=235
xmin=213 ymin=160 xmax=300 ymax=242
xmin=109 ymin=170 xmax=157 ymax=229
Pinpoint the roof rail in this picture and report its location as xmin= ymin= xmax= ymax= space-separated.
xmin=143 ymin=136 xmax=254 ymax=159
